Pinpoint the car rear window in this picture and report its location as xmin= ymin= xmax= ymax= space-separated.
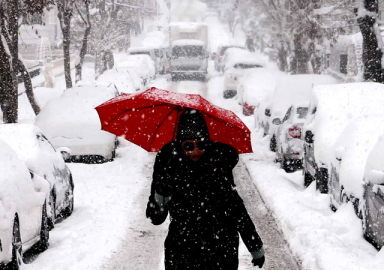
xmin=297 ymin=107 xmax=309 ymax=119
xmin=172 ymin=46 xmax=205 ymax=58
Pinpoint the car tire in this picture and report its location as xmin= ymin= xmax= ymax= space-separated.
xmin=38 ymin=203 xmax=49 ymax=252
xmin=63 ymin=186 xmax=74 ymax=218
xmin=7 ymin=218 xmax=22 ymax=270
xmin=48 ymin=191 xmax=56 ymax=230
xmin=269 ymin=134 xmax=277 ymax=152
xmin=304 ymin=170 xmax=313 ymax=188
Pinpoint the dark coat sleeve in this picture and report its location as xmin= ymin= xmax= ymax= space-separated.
xmin=232 ymin=190 xmax=263 ymax=252
xmin=146 ymin=143 xmax=175 ymax=225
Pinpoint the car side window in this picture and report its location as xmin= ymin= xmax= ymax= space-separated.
xmin=283 ymin=106 xmax=293 ymax=122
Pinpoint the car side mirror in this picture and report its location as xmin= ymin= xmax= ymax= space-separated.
xmin=57 ymin=147 xmax=71 ymax=161
xmin=272 ymin=118 xmax=282 ymax=125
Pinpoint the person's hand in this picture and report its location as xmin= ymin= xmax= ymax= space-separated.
xmin=252 ymin=256 xmax=265 ymax=268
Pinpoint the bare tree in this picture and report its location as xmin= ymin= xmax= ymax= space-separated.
xmin=57 ymin=0 xmax=76 ymax=89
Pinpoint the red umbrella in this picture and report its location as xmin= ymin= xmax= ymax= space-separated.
xmin=95 ymin=87 xmax=252 ymax=154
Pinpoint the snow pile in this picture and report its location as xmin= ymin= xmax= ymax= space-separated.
xmin=331 ymin=115 xmax=384 ymax=199
xmin=307 ymin=82 xmax=384 ymax=165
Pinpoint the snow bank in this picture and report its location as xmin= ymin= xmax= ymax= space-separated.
xmin=307 ymin=82 xmax=384 ymax=165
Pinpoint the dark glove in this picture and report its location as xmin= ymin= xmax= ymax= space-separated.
xmin=252 ymin=256 xmax=265 ymax=268
xmin=251 ymin=247 xmax=265 ymax=268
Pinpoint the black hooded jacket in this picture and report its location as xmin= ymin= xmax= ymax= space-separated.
xmin=146 ymin=140 xmax=263 ymax=269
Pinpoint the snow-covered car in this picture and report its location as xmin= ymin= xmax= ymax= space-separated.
xmin=0 ymin=124 xmax=74 ymax=229
xmin=254 ymin=94 xmax=273 ymax=136
xmin=272 ymin=75 xmax=338 ymax=171
xmin=0 ymin=139 xmax=50 ymax=268
xmin=303 ymin=83 xmax=384 ymax=193
xmin=328 ymin=116 xmax=384 ymax=216
xmin=214 ymin=45 xmax=246 ymax=72
xmin=97 ymin=67 xmax=143 ymax=93
xmin=118 ymin=54 xmax=156 ymax=87
xmin=363 ymin=132 xmax=384 ymax=249
xmin=237 ymin=69 xmax=283 ymax=116
xmin=35 ymin=82 xmax=119 ymax=163
xmin=223 ymin=49 xmax=264 ymax=99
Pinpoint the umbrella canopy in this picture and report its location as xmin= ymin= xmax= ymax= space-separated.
xmin=95 ymin=87 xmax=252 ymax=153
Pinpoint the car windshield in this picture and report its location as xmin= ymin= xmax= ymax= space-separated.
xmin=172 ymin=46 xmax=204 ymax=58
xmin=297 ymin=107 xmax=309 ymax=119
xmin=234 ymin=63 xmax=263 ymax=69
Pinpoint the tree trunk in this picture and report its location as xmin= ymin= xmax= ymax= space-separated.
xmin=291 ymin=34 xmax=310 ymax=74
xmin=75 ymin=2 xmax=91 ymax=83
xmin=0 ymin=38 xmax=17 ymax=123
xmin=17 ymin=58 xmax=40 ymax=115
xmin=63 ymin=16 xmax=73 ymax=89
xmin=356 ymin=1 xmax=383 ymax=82
xmin=58 ymin=7 xmax=73 ymax=89
xmin=0 ymin=2 xmax=18 ymax=123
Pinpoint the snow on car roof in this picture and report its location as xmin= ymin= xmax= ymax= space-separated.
xmin=119 ymin=54 xmax=154 ymax=66
xmin=169 ymin=22 xmax=208 ymax=31
xmin=240 ymin=69 xmax=285 ymax=107
xmin=224 ymin=49 xmax=265 ymax=68
xmin=172 ymin=39 xmax=205 ymax=46
xmin=271 ymin=74 xmax=337 ymax=118
xmin=307 ymin=82 xmax=384 ymax=165
xmin=97 ymin=68 xmax=138 ymax=94
xmin=332 ymin=115 xmax=384 ymax=198
xmin=128 ymin=47 xmax=154 ymax=52
xmin=0 ymin=124 xmax=66 ymax=182
xmin=0 ymin=124 xmax=43 ymax=164
xmin=35 ymin=84 xmax=119 ymax=139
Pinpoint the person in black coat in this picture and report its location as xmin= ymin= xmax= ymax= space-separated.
xmin=146 ymin=109 xmax=265 ymax=270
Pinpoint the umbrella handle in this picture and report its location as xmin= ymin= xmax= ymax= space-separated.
xmin=172 ymin=106 xmax=182 ymax=141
